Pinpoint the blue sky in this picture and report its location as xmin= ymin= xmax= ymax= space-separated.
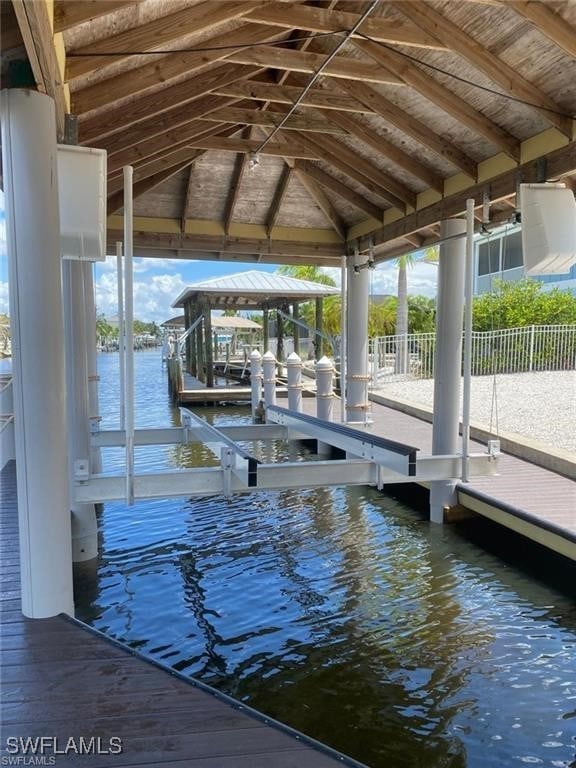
xmin=0 ymin=188 xmax=438 ymax=322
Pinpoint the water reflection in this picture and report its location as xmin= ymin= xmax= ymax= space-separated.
xmin=74 ymin=350 xmax=576 ymax=768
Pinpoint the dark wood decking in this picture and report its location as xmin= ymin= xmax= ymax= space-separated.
xmin=0 ymin=462 xmax=364 ymax=768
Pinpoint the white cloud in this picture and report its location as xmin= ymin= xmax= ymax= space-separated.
xmin=95 ymin=270 xmax=187 ymax=323
xmin=0 ymin=281 xmax=9 ymax=314
xmin=323 ymin=260 xmax=438 ymax=298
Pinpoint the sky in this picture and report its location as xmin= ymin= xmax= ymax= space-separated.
xmin=0 ymin=188 xmax=438 ymax=322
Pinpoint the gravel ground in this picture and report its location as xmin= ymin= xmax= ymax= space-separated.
xmin=374 ymin=370 xmax=576 ymax=454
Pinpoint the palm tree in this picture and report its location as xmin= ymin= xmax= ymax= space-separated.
xmin=277 ymin=264 xmax=336 ymax=287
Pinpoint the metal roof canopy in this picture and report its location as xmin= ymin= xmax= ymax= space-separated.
xmin=172 ymin=270 xmax=339 ymax=310
xmin=162 ymin=314 xmax=261 ymax=331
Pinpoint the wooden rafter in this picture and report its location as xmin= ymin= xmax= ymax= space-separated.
xmin=66 ymin=0 xmax=264 ymax=79
xmin=294 ymin=161 xmax=385 ymax=222
xmin=266 ymin=166 xmax=294 ymax=235
xmin=213 ymin=80 xmax=372 ymax=114
xmin=196 ymin=106 xmax=345 ymax=134
xmin=54 ymin=1 xmax=140 ymax=33
xmin=245 ymin=3 xmax=446 ymax=50
xmin=395 ymin=1 xmax=572 ymax=137
xmin=336 ymin=79 xmax=477 ymax=178
xmin=173 ymin=136 xmax=319 ymax=160
xmin=71 ymin=24 xmax=288 ymax=114
xmin=355 ymin=38 xmax=521 ymax=160
xmin=225 ymin=45 xmax=403 ymax=86
xmin=78 ymin=64 xmax=261 ymax=143
xmin=294 ymin=167 xmax=346 ymax=240
xmin=322 ymin=107 xmax=444 ymax=191
xmin=508 ymin=1 xmax=576 ymax=59
xmin=223 ymin=127 xmax=254 ymax=236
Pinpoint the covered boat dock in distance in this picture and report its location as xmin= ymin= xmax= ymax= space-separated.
xmin=171 ymin=271 xmax=339 ymax=387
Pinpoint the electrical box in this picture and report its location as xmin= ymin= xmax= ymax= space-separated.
xmin=57 ymin=145 xmax=107 ymax=262
xmin=520 ymin=183 xmax=576 ymax=275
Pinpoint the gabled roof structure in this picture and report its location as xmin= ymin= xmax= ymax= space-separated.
xmin=4 ymin=0 xmax=576 ymax=265
xmin=162 ymin=314 xmax=261 ymax=330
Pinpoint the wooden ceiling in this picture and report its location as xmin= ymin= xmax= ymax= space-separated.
xmin=3 ymin=0 xmax=576 ymax=265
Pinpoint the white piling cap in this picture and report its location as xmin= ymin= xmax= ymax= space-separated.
xmin=250 ymin=349 xmax=262 ymax=360
xmin=315 ymin=355 xmax=334 ymax=370
xmin=286 ymin=351 xmax=302 ymax=365
xmin=263 ymin=350 xmax=276 ymax=361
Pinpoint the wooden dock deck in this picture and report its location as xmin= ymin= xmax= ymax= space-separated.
xmin=0 ymin=462 xmax=365 ymax=768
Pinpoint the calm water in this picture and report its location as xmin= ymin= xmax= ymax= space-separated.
xmin=75 ymin=349 xmax=576 ymax=768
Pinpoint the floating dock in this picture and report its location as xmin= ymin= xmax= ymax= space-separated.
xmin=0 ymin=462 xmax=366 ymax=768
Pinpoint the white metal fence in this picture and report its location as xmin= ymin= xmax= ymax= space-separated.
xmin=369 ymin=324 xmax=576 ymax=385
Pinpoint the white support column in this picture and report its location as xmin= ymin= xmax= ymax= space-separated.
xmin=1 ymin=89 xmax=74 ymax=617
xmin=346 ymin=249 xmax=371 ymax=425
xmin=430 ymin=217 xmax=467 ymax=524
xmin=315 ymin=356 xmax=335 ymax=422
xmin=82 ymin=261 xmax=102 ymax=475
xmin=63 ymin=261 xmax=98 ymax=561
xmin=286 ymin=352 xmax=303 ymax=412
xmin=262 ymin=350 xmax=277 ymax=410
xmin=250 ymin=349 xmax=263 ymax=420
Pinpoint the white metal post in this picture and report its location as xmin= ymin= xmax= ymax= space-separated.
xmin=286 ymin=352 xmax=303 ymax=412
xmin=123 ymin=167 xmax=135 ymax=505
xmin=63 ymin=260 xmax=98 ymax=561
xmin=430 ymin=217 xmax=467 ymax=523
xmin=340 ymin=253 xmax=347 ymax=423
xmin=316 ymin=356 xmax=335 ymax=422
xmin=116 ymin=240 xmax=125 ymax=430
xmin=1 ymin=89 xmax=74 ymax=617
xmin=262 ymin=350 xmax=277 ymax=409
xmin=461 ymin=199 xmax=475 ymax=483
xmin=82 ymin=261 xmax=103 ymax=474
xmin=250 ymin=349 xmax=263 ymax=420
xmin=346 ymin=249 xmax=370 ymax=425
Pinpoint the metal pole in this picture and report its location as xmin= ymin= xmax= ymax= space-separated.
xmin=123 ymin=166 xmax=135 ymax=506
xmin=430 ymin=217 xmax=466 ymax=523
xmin=346 ymin=248 xmax=370 ymax=425
xmin=116 ymin=240 xmax=125 ymax=431
xmin=1 ymin=89 xmax=74 ymax=617
xmin=461 ymin=199 xmax=475 ymax=483
xmin=340 ymin=254 xmax=347 ymax=423
xmin=83 ymin=261 xmax=103 ymax=474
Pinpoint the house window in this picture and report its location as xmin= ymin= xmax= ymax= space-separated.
xmin=502 ymin=230 xmax=523 ymax=270
xmin=478 ymin=239 xmax=500 ymax=275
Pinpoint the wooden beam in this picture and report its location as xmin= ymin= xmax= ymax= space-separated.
xmin=355 ymin=38 xmax=521 ymax=161
xmin=294 ymin=167 xmax=346 ymax=240
xmin=196 ymin=106 xmax=345 ymax=134
xmin=508 ymin=1 xmax=576 ymax=59
xmin=181 ymin=166 xmax=196 ymax=234
xmin=358 ymin=140 xmax=576 ymax=253
xmin=176 ymin=136 xmax=319 ymax=160
xmin=12 ymin=0 xmax=67 ymax=139
xmin=0 ymin=4 xmax=24 ymax=50
xmin=226 ymin=46 xmax=403 ymax=86
xmin=223 ymin=127 xmax=254 ymax=236
xmin=295 ymin=161 xmax=384 ymax=222
xmin=337 ymin=79 xmax=477 ymax=178
xmin=322 ymin=107 xmax=444 ymax=192
xmin=245 ymin=3 xmax=446 ymax=50
xmin=396 ymin=1 xmax=572 ymax=137
xmin=54 ymin=1 xmax=140 ymax=32
xmin=66 ymin=0 xmax=263 ymax=79
xmin=266 ymin=166 xmax=294 ymax=235
xmin=301 ymin=133 xmax=417 ymax=210
xmin=71 ymin=24 xmax=287 ymax=114
xmin=214 ymin=80 xmax=372 ymax=114
xmin=78 ymin=63 xmax=260 ymax=143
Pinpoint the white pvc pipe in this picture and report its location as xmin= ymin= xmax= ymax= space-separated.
xmin=346 ymin=249 xmax=370 ymax=425
xmin=262 ymin=350 xmax=277 ymax=409
xmin=340 ymin=254 xmax=347 ymax=423
xmin=286 ymin=352 xmax=303 ymax=412
xmin=116 ymin=240 xmax=125 ymax=431
xmin=123 ymin=166 xmax=135 ymax=505
xmin=462 ymin=199 xmax=475 ymax=482
xmin=250 ymin=349 xmax=263 ymax=419
xmin=1 ymin=89 xmax=74 ymax=617
xmin=82 ymin=261 xmax=102 ymax=474
xmin=316 ymin=356 xmax=335 ymax=422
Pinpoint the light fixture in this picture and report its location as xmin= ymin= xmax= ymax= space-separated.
xmin=248 ymin=152 xmax=261 ymax=170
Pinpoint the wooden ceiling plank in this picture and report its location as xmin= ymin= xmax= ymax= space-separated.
xmin=178 ymin=136 xmax=319 ymax=160
xmin=225 ymin=45 xmax=403 ymax=85
xmin=508 ymin=1 xmax=576 ymax=59
xmin=396 ymin=1 xmax=572 ymax=137
xmin=223 ymin=127 xmax=254 ymax=236
xmin=355 ymin=38 xmax=521 ymax=161
xmin=337 ymin=79 xmax=477 ymax=178
xmin=295 ymin=161 xmax=385 ymax=222
xmin=12 ymin=0 xmax=67 ymax=139
xmin=195 ymin=106 xmax=345 ymax=134
xmin=294 ymin=167 xmax=346 ymax=240
xmin=213 ymin=80 xmax=372 ymax=114
xmin=303 ymin=132 xmax=417 ymax=210
xmin=78 ymin=63 xmax=261 ymax=143
xmin=266 ymin=166 xmax=294 ymax=235
xmin=66 ymin=0 xmax=265 ymax=79
xmin=323 ymin=107 xmax=444 ymax=192
xmin=72 ymin=24 xmax=287 ymax=114
xmin=0 ymin=5 xmax=24 ymax=50
xmin=181 ymin=166 xmax=196 ymax=234
xmin=54 ymin=1 xmax=141 ymax=33
xmin=245 ymin=3 xmax=446 ymax=50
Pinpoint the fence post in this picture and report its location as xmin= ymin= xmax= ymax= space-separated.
xmin=286 ymin=352 xmax=303 ymax=412
xmin=529 ymin=324 xmax=535 ymax=372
